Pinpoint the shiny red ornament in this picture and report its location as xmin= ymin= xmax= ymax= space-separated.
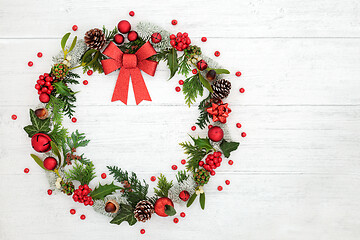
xmin=214 ymin=51 xmax=220 ymax=57
xmin=172 ymin=165 xmax=177 ymax=170
xmin=140 ymin=229 xmax=145 ymax=234
xmin=150 ymin=176 xmax=156 ymax=181
xmin=180 ymin=212 xmax=186 ymax=218
xmin=239 ymin=88 xmax=245 ymax=93
xmin=83 ymin=80 xmax=88 ymax=85
xmin=114 ymin=34 xmax=124 ymax=44
xmin=236 ymin=71 xmax=242 ymax=77
xmin=101 ymin=173 xmax=107 ymax=179
xmin=118 ymin=20 xmax=131 ymax=34
xmin=191 ymin=126 xmax=196 ymax=131
xmin=37 ymin=52 xmax=43 ymax=58
xmin=196 ymin=60 xmax=208 ymax=71
xmin=171 ymin=19 xmax=178 ymax=25
xmin=225 ymin=180 xmax=230 ymax=185
xmin=151 ymin=32 xmax=162 ymax=44
xmin=154 ymin=197 xmax=174 ymax=217
xmin=43 ymin=157 xmax=57 ymax=170
xmin=47 ymin=189 xmax=53 ymax=195
xmin=217 ymin=186 xmax=223 ymax=191
xmin=31 ymin=133 xmax=52 ymax=153
xmin=72 ymin=117 xmax=77 ymax=123
xmin=28 ymin=61 xmax=33 ymax=67
xmin=208 ymin=126 xmax=224 ymax=142
xmin=241 ymin=132 xmax=247 ymax=137
xmin=127 ymin=31 xmax=138 ymax=41
xmin=173 ymin=218 xmax=179 ymax=223
xmin=72 ymin=25 xmax=78 ymax=31
xmin=87 ymin=70 xmax=93 ymax=76
xmin=175 ymin=86 xmax=181 ymax=92
xmin=24 ymin=168 xmax=29 ymax=174
xmin=228 ymin=160 xmax=234 ymax=165
xmin=129 ymin=11 xmax=135 ymax=16
xmin=70 ymin=209 xmax=76 ymax=215
xmin=179 ymin=190 xmax=190 ymax=201
xmin=201 ymin=37 xmax=207 ymax=42
xmin=181 ymin=159 xmax=186 ymax=165
xmin=11 ymin=114 xmax=17 ymax=120
xmin=178 ymin=80 xmax=184 ymax=85
xmin=206 ymin=101 xmax=231 ymax=123
xmin=39 ymin=93 xmax=50 ymax=103
xmin=236 ymin=123 xmax=242 ymax=128
xmin=80 ymin=214 xmax=86 ymax=220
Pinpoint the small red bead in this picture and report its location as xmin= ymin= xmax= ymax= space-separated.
xmin=83 ymin=80 xmax=88 ymax=85
xmin=201 ymin=37 xmax=207 ymax=42
xmin=28 ymin=61 xmax=33 ymax=67
xmin=192 ymin=69 xmax=198 ymax=74
xmin=80 ymin=214 xmax=86 ymax=220
xmin=37 ymin=52 xmax=43 ymax=58
xmin=87 ymin=70 xmax=93 ymax=76
xmin=172 ymin=165 xmax=178 ymax=170
xmin=173 ymin=217 xmax=179 ymax=223
xmin=180 ymin=212 xmax=186 ymax=218
xmin=11 ymin=114 xmax=17 ymax=120
xmin=178 ymin=80 xmax=184 ymax=85
xmin=236 ymin=123 xmax=242 ymax=128
xmin=70 ymin=209 xmax=76 ymax=215
xmin=71 ymin=117 xmax=77 ymax=123
xmin=24 ymin=168 xmax=29 ymax=173
xmin=191 ymin=126 xmax=196 ymax=131
xmin=241 ymin=132 xmax=247 ymax=137
xmin=150 ymin=176 xmax=156 ymax=182
xmin=236 ymin=71 xmax=242 ymax=77
xmin=225 ymin=180 xmax=230 ymax=185
xmin=129 ymin=11 xmax=135 ymax=16
xmin=72 ymin=25 xmax=78 ymax=31
xmin=171 ymin=20 xmax=178 ymax=25
xmin=47 ymin=189 xmax=53 ymax=195
xmin=239 ymin=88 xmax=245 ymax=93
xmin=214 ymin=51 xmax=220 ymax=57
xmin=181 ymin=159 xmax=186 ymax=165
xmin=217 ymin=186 xmax=223 ymax=191
xmin=175 ymin=86 xmax=181 ymax=92
xmin=228 ymin=160 xmax=234 ymax=165
xmin=208 ymin=125 xmax=213 ymax=129
xmin=101 ymin=173 xmax=107 ymax=179
xmin=140 ymin=229 xmax=145 ymax=234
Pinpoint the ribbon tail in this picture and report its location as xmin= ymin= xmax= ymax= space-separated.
xmin=130 ymin=68 xmax=152 ymax=105
xmin=112 ymin=68 xmax=130 ymax=104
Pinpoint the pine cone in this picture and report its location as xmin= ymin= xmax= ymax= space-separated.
xmin=84 ymin=28 xmax=106 ymax=50
xmin=211 ymin=79 xmax=231 ymax=100
xmin=133 ymin=200 xmax=154 ymax=222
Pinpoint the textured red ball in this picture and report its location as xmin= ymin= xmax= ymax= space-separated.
xmin=151 ymin=32 xmax=162 ymax=44
xmin=127 ymin=31 xmax=138 ymax=41
xmin=196 ymin=60 xmax=208 ymax=71
xmin=179 ymin=190 xmax=190 ymax=201
xmin=114 ymin=34 xmax=124 ymax=44
xmin=39 ymin=93 xmax=50 ymax=103
xmin=154 ymin=197 xmax=174 ymax=217
xmin=118 ymin=20 xmax=131 ymax=34
xmin=31 ymin=133 xmax=52 ymax=153
xmin=43 ymin=157 xmax=57 ymax=170
xmin=208 ymin=126 xmax=224 ymax=142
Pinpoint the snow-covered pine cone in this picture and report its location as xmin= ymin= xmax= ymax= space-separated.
xmin=84 ymin=28 xmax=106 ymax=50
xmin=133 ymin=200 xmax=154 ymax=222
xmin=211 ymin=79 xmax=231 ymax=100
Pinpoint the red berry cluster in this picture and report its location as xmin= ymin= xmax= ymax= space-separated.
xmin=35 ymin=73 xmax=54 ymax=95
xmin=72 ymin=184 xmax=94 ymax=206
xmin=198 ymin=151 xmax=222 ymax=176
xmin=170 ymin=32 xmax=191 ymax=51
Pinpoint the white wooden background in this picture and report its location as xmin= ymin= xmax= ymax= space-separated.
xmin=1 ymin=0 xmax=360 ymax=239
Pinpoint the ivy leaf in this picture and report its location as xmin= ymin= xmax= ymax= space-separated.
xmin=198 ymin=73 xmax=213 ymax=93
xmin=61 ymin=32 xmax=71 ymax=52
xmin=30 ymin=154 xmax=46 ymax=170
xmin=53 ymin=82 xmax=74 ymax=97
xmin=90 ymin=182 xmax=122 ymax=200
xmin=200 ymin=192 xmax=205 ymax=210
xmin=167 ymin=48 xmax=178 ymax=79
xmin=110 ymin=204 xmax=137 ymax=226
xmin=186 ymin=193 xmax=197 ymax=207
xmin=164 ymin=205 xmax=176 ymax=216
xmin=24 ymin=109 xmax=51 ymax=137
xmin=24 ymin=125 xmax=39 ymax=138
xmin=220 ymin=140 xmax=240 ymax=158
xmin=190 ymin=136 xmax=214 ymax=153
xmin=207 ymin=68 xmax=230 ymax=74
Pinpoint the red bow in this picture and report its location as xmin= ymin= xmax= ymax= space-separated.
xmin=207 ymin=102 xmax=232 ymax=123
xmin=101 ymin=41 xmax=158 ymax=105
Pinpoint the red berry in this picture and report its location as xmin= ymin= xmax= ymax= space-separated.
xmin=210 ymin=170 xmax=215 ymax=176
xmin=236 ymin=71 xmax=242 ymax=77
xmin=236 ymin=123 xmax=242 ymax=128
xmin=150 ymin=176 xmax=156 ymax=182
xmin=173 ymin=217 xmax=179 ymax=223
xmin=47 ymin=189 xmax=52 ymax=195
xmin=170 ymin=34 xmax=176 ymax=40
xmin=70 ymin=209 xmax=76 ymax=215
xmin=11 ymin=114 xmax=17 ymax=120
xmin=140 ymin=229 xmax=145 ymax=234
xmin=201 ymin=37 xmax=207 ymax=42
xmin=101 ymin=173 xmax=107 ymax=179
xmin=179 ymin=80 xmax=184 ymax=85
xmin=83 ymin=80 xmax=88 ymax=85
xmin=225 ymin=180 xmax=230 ymax=185
xmin=191 ymin=126 xmax=196 ymax=131
xmin=217 ymin=186 xmax=223 ymax=191
xmin=199 ymin=161 xmax=204 ymax=166
xmin=37 ymin=52 xmax=43 ymax=58
xmin=208 ymin=125 xmax=213 ymax=129
xmin=72 ymin=25 xmax=78 ymax=31
xmin=241 ymin=132 xmax=247 ymax=137
xmin=80 ymin=214 xmax=86 ymax=220
xmin=84 ymin=201 xmax=89 ymax=206
xmin=79 ymin=185 xmax=84 ymax=190
xmin=129 ymin=11 xmax=135 ymax=16
xmin=72 ymin=117 xmax=77 ymax=123
xmin=228 ymin=160 xmax=234 ymax=165
xmin=89 ymin=201 xmax=94 ymax=206
xmin=181 ymin=159 xmax=186 ymax=165
xmin=192 ymin=69 xmax=198 ymax=74
xmin=171 ymin=19 xmax=178 ymax=25
xmin=39 ymin=93 xmax=50 ymax=103
xmin=214 ymin=51 xmax=220 ymax=57
xmin=28 ymin=61 xmax=33 ymax=67
xmin=172 ymin=165 xmax=178 ymax=170
xmin=180 ymin=212 xmax=186 ymax=218
xmin=87 ymin=70 xmax=93 ymax=76
xmin=175 ymin=86 xmax=181 ymax=92
xmin=24 ymin=168 xmax=29 ymax=173
xmin=239 ymin=88 xmax=245 ymax=93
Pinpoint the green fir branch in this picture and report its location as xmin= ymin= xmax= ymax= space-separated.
xmin=178 ymin=53 xmax=191 ymax=76
xmin=150 ymin=49 xmax=170 ymax=62
xmin=183 ymin=74 xmax=204 ymax=107
xmin=103 ymin=25 xmax=117 ymax=43
xmin=65 ymin=161 xmax=96 ymax=185
xmin=48 ymin=123 xmax=68 ymax=148
xmin=180 ymin=141 xmax=207 ymax=173
xmin=176 ymin=170 xmax=189 ymax=183
xmin=196 ymin=94 xmax=212 ymax=129
xmin=62 ymin=71 xmax=80 ymax=85
xmin=154 ymin=174 xmax=173 ymax=198
xmin=46 ymin=95 xmax=65 ymax=124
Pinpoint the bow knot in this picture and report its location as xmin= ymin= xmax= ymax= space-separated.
xmin=122 ymin=54 xmax=137 ymax=69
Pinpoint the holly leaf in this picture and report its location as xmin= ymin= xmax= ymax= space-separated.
xmin=200 ymin=192 xmax=205 ymax=210
xmin=30 ymin=154 xmax=46 ymax=170
xmin=220 ymin=140 xmax=240 ymax=158
xmin=198 ymin=73 xmax=213 ymax=93
xmin=167 ymin=48 xmax=178 ymax=79
xmin=24 ymin=109 xmax=51 ymax=137
xmin=207 ymin=68 xmax=230 ymax=74
xmin=164 ymin=204 xmax=176 ymax=216
xmin=90 ymin=182 xmax=122 ymax=200
xmin=190 ymin=136 xmax=214 ymax=153
xmin=186 ymin=193 xmax=197 ymax=207
xmin=110 ymin=204 xmax=137 ymax=226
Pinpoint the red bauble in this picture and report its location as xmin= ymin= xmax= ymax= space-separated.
xmin=114 ymin=34 xmax=124 ymax=44
xmin=179 ymin=190 xmax=190 ymax=201
xmin=151 ymin=32 xmax=162 ymax=43
xmin=127 ymin=31 xmax=138 ymax=41
xmin=208 ymin=126 xmax=224 ymax=142
xmin=43 ymin=157 xmax=57 ymax=170
xmin=154 ymin=197 xmax=174 ymax=217
xmin=118 ymin=20 xmax=131 ymax=34
xmin=31 ymin=133 xmax=52 ymax=153
xmin=196 ymin=60 xmax=208 ymax=71
xmin=39 ymin=93 xmax=50 ymax=103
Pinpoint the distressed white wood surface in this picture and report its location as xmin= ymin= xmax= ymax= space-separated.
xmin=1 ymin=0 xmax=360 ymax=239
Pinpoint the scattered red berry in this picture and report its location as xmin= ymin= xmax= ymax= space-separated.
xmin=172 ymin=165 xmax=178 ymax=170
xmin=70 ymin=209 xmax=76 ymax=215
xmin=228 ymin=160 xmax=234 ymax=165
xmin=71 ymin=117 xmax=77 ymax=123
xmin=83 ymin=80 xmax=88 ymax=85
xmin=214 ymin=51 xmax=220 ymax=57
xmin=72 ymin=25 xmax=78 ymax=31
xmin=37 ymin=52 xmax=43 ymax=58
xmin=241 ymin=132 xmax=247 ymax=137
xmin=87 ymin=70 xmax=93 ymax=76
xmin=217 ymin=186 xmax=223 ymax=191
xmin=170 ymin=32 xmax=190 ymax=51
xmin=47 ymin=189 xmax=53 ymax=195
xmin=191 ymin=126 xmax=196 ymax=131
xmin=208 ymin=125 xmax=213 ymax=129
xmin=11 ymin=114 xmax=17 ymax=120
xmin=225 ymin=180 xmax=230 ymax=185
xmin=201 ymin=37 xmax=207 ymax=42
xmin=181 ymin=159 xmax=186 ymax=165
xmin=140 ymin=229 xmax=145 ymax=234
xmin=180 ymin=212 xmax=186 ymax=218
xmin=179 ymin=80 xmax=184 ymax=85
xmin=236 ymin=123 xmax=242 ymax=128
xmin=101 ymin=173 xmax=107 ymax=179
xmin=171 ymin=19 xmax=178 ymax=25
xmin=129 ymin=11 xmax=135 ymax=16
xmin=28 ymin=61 xmax=33 ymax=67
xmin=80 ymin=214 xmax=86 ymax=220
xmin=236 ymin=71 xmax=242 ymax=77
xmin=239 ymin=88 xmax=245 ymax=93
xmin=175 ymin=86 xmax=181 ymax=92
xmin=192 ymin=69 xmax=198 ymax=74
xmin=24 ymin=168 xmax=29 ymax=173
xmin=173 ymin=217 xmax=179 ymax=223
xmin=198 ymin=161 xmax=204 ymax=167
xmin=150 ymin=176 xmax=156 ymax=182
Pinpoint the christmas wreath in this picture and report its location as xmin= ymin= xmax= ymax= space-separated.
xmin=22 ymin=15 xmax=244 ymax=231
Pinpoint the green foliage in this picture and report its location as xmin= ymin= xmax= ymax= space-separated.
xmin=199 ymin=192 xmax=205 ymax=210
xmin=90 ymin=182 xmax=122 ymax=200
xmin=176 ymin=170 xmax=189 ymax=183
xmin=196 ymin=94 xmax=212 ymax=129
xmin=220 ymin=140 xmax=240 ymax=158
xmin=110 ymin=204 xmax=137 ymax=226
xmin=151 ymin=49 xmax=170 ymax=62
xmin=167 ymin=48 xmax=178 ymax=79
xmin=48 ymin=123 xmax=68 ymax=148
xmin=119 ymin=37 xmax=146 ymax=54
xmin=187 ymin=193 xmax=197 ymax=207
xmin=198 ymin=73 xmax=213 ymax=93
xmin=82 ymin=49 xmax=104 ymax=74
xmin=61 ymin=32 xmax=77 ymax=58
xmin=190 ymin=136 xmax=214 ymax=153
xmin=183 ymin=74 xmax=204 ymax=107
xmin=154 ymin=174 xmax=173 ymax=198
xmin=178 ymin=53 xmax=191 ymax=76
xmin=164 ymin=204 xmax=176 ymax=216
xmin=30 ymin=154 xmax=46 ymax=171
xmin=23 ymin=109 xmax=51 ymax=137
xmin=46 ymin=95 xmax=64 ymax=124
xmin=206 ymin=68 xmax=230 ymax=74
xmin=180 ymin=141 xmax=206 ymax=173
xmin=50 ymin=142 xmax=62 ymax=167
xmin=65 ymin=161 xmax=96 ymax=185
xmin=62 ymin=71 xmax=80 ymax=85
xmin=103 ymin=25 xmax=117 ymax=42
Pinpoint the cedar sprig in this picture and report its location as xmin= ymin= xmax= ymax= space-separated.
xmin=176 ymin=170 xmax=189 ymax=183
xmin=65 ymin=161 xmax=96 ymax=185
xmin=150 ymin=49 xmax=171 ymax=62
xmin=179 ymin=141 xmax=207 ymax=173
xmin=196 ymin=93 xmax=212 ymax=129
xmin=46 ymin=95 xmax=65 ymax=124
xmin=61 ymin=130 xmax=90 ymax=163
xmin=48 ymin=123 xmax=68 ymax=148
xmin=183 ymin=74 xmax=204 ymax=107
xmin=62 ymin=71 xmax=80 ymax=85
xmin=103 ymin=25 xmax=117 ymax=43
xmin=154 ymin=174 xmax=173 ymax=198
xmin=178 ymin=53 xmax=191 ymax=76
